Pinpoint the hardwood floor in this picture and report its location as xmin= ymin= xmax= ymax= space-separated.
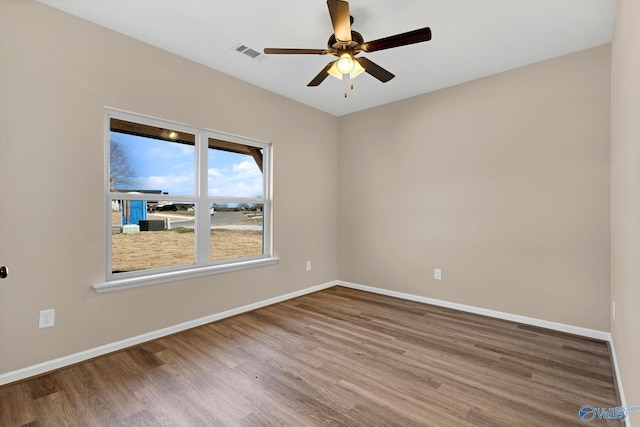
xmin=0 ymin=286 xmax=620 ymax=426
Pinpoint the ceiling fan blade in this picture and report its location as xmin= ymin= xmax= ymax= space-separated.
xmin=356 ymin=57 xmax=395 ymax=83
xmin=264 ymin=48 xmax=329 ymax=55
xmin=327 ymin=0 xmax=352 ymax=44
xmin=308 ymin=61 xmax=336 ymax=87
xmin=361 ymin=27 xmax=432 ymax=53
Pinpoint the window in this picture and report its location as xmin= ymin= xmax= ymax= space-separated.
xmin=100 ymin=109 xmax=274 ymax=291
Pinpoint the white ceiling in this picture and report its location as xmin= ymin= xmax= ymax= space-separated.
xmin=37 ymin=0 xmax=617 ymax=116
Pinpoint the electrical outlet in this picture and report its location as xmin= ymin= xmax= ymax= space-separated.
xmin=306 ymin=261 xmax=312 ymax=271
xmin=434 ymin=268 xmax=442 ymax=280
xmin=39 ymin=309 xmax=55 ymax=328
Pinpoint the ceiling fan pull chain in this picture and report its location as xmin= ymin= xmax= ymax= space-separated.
xmin=343 ymin=73 xmax=351 ymax=98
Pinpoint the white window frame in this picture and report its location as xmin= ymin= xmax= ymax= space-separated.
xmin=94 ymin=108 xmax=277 ymax=293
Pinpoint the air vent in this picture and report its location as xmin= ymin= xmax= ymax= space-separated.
xmin=243 ymin=48 xmax=261 ymax=59
xmin=234 ymin=44 xmax=263 ymax=60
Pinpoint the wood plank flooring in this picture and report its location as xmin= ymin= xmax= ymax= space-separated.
xmin=0 ymin=286 xmax=620 ymax=426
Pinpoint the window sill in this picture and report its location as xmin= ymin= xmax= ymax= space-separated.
xmin=93 ymin=257 xmax=281 ymax=293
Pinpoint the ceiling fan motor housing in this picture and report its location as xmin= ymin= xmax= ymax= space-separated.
xmin=329 ymin=31 xmax=364 ymax=51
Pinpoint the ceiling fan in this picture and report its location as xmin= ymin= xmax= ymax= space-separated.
xmin=263 ymin=0 xmax=432 ymax=92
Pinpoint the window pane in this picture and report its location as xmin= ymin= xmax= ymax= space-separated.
xmin=110 ymin=119 xmax=195 ymax=196
xmin=111 ymin=199 xmax=195 ymax=273
xmin=208 ymin=138 xmax=263 ymax=198
xmin=106 ymin=111 xmax=271 ymax=280
xmin=210 ymin=203 xmax=264 ymax=262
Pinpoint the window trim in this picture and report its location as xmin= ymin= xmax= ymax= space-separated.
xmin=92 ymin=257 xmax=280 ymax=293
xmin=96 ymin=108 xmax=276 ymax=293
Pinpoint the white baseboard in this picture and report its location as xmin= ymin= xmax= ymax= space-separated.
xmin=337 ymin=281 xmax=611 ymax=341
xmin=608 ymin=339 xmax=632 ymax=427
xmin=0 ymin=280 xmax=338 ymax=387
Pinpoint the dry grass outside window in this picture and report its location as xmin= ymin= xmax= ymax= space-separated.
xmin=111 ymin=222 xmax=263 ymax=273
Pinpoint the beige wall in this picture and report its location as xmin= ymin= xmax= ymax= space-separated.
xmin=338 ymin=45 xmax=611 ymax=331
xmin=0 ymin=0 xmax=619 ymax=390
xmin=0 ymin=1 xmax=337 ymax=374
xmin=611 ymin=0 xmax=640 ymax=410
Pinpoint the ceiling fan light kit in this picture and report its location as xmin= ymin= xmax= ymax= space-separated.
xmin=337 ymin=52 xmax=355 ymax=74
xmin=328 ymin=58 xmax=365 ymax=80
xmin=263 ymin=0 xmax=432 ymax=97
